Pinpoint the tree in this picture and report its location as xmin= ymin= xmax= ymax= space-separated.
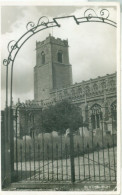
xmin=42 ymin=100 xmax=83 ymax=134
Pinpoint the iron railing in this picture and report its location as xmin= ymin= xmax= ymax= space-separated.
xmin=13 ymin=111 xmax=116 ymax=183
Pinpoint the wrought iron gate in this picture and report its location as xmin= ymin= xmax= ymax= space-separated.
xmin=12 ymin=104 xmax=117 ymax=184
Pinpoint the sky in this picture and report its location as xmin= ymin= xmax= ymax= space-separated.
xmin=1 ymin=4 xmax=120 ymax=109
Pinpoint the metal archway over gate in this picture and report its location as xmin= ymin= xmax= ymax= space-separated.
xmin=3 ymin=8 xmax=117 ymax=108
xmin=2 ymin=7 xmax=117 ymax=189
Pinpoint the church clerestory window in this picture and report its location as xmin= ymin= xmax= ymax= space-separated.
xmin=93 ymin=83 xmax=98 ymax=92
xmin=85 ymin=85 xmax=90 ymax=95
xmin=57 ymin=51 xmax=63 ymax=63
xmin=111 ymin=101 xmax=117 ymax=132
xmin=41 ymin=51 xmax=45 ymax=64
xmin=78 ymin=86 xmax=82 ymax=94
xmin=64 ymin=89 xmax=68 ymax=96
xmin=71 ymin=88 xmax=75 ymax=96
xmin=109 ymin=79 xmax=115 ymax=90
xmin=59 ymin=92 xmax=62 ymax=100
xmin=101 ymin=81 xmax=106 ymax=91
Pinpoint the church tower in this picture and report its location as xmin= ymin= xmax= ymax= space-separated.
xmin=34 ymin=34 xmax=72 ymax=101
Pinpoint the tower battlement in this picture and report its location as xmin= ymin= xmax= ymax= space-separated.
xmin=36 ymin=34 xmax=69 ymax=49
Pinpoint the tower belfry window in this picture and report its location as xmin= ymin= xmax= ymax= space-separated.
xmin=41 ymin=51 xmax=45 ymax=64
xmin=57 ymin=51 xmax=63 ymax=63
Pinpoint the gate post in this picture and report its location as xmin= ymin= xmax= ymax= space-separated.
xmin=69 ymin=129 xmax=75 ymax=183
xmin=1 ymin=108 xmax=11 ymax=188
xmin=1 ymin=111 xmax=6 ymax=187
xmin=9 ymin=107 xmax=15 ymax=181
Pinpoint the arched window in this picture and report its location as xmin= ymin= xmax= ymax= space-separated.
xmin=64 ymin=89 xmax=68 ymax=96
xmin=111 ymin=101 xmax=117 ymax=132
xmin=78 ymin=86 xmax=82 ymax=94
xmin=111 ymin=101 xmax=116 ymax=120
xmin=59 ymin=92 xmax=62 ymax=100
xmin=93 ymin=83 xmax=98 ymax=92
xmin=71 ymin=88 xmax=75 ymax=96
xmin=109 ymin=79 xmax=115 ymax=89
xmin=30 ymin=127 xmax=35 ymax=139
xmin=90 ymin=104 xmax=102 ymax=129
xmin=41 ymin=51 xmax=45 ymax=64
xmin=57 ymin=51 xmax=63 ymax=63
xmin=101 ymin=81 xmax=106 ymax=91
xmin=85 ymin=85 xmax=90 ymax=95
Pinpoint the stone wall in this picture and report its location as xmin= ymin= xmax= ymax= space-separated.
xmin=53 ymin=63 xmax=72 ymax=89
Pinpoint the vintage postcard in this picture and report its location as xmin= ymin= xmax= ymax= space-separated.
xmin=0 ymin=1 xmax=121 ymax=194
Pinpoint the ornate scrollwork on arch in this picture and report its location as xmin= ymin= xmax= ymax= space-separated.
xmin=3 ymin=58 xmax=10 ymax=66
xmin=26 ymin=16 xmax=50 ymax=33
xmin=84 ymin=8 xmax=97 ymax=19
xmin=100 ymin=9 xmax=110 ymax=19
xmin=26 ymin=21 xmax=36 ymax=32
xmin=84 ymin=8 xmax=110 ymax=20
xmin=37 ymin=16 xmax=49 ymax=26
xmin=7 ymin=40 xmax=19 ymax=53
xmin=3 ymin=9 xmax=117 ymax=111
xmin=3 ymin=9 xmax=117 ymax=69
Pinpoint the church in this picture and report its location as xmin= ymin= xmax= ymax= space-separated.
xmin=33 ymin=35 xmax=116 ymax=133
xmin=17 ymin=35 xmax=117 ymax=137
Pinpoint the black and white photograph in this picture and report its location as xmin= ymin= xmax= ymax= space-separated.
xmin=0 ymin=1 xmax=121 ymax=193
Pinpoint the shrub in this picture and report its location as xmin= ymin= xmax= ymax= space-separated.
xmin=14 ymin=132 xmax=116 ymax=162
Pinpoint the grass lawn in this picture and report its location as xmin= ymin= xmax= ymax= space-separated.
xmin=14 ymin=147 xmax=116 ymax=182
